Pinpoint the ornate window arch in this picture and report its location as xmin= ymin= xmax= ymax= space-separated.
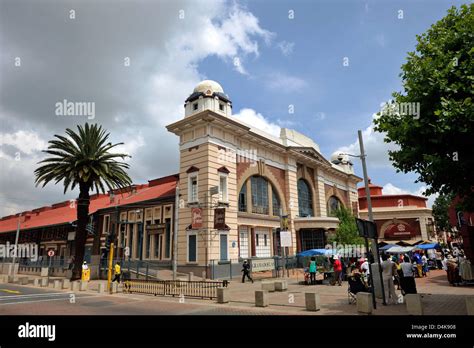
xmin=297 ymin=179 xmax=313 ymax=217
xmin=238 ymin=175 xmax=281 ymax=216
xmin=327 ymin=195 xmax=342 ymax=216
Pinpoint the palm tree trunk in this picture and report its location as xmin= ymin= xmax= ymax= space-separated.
xmin=71 ymin=183 xmax=90 ymax=280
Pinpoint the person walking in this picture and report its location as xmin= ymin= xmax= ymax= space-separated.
xmin=381 ymin=254 xmax=398 ymax=304
xmin=308 ymin=257 xmax=317 ymax=285
xmin=333 ymin=255 xmax=342 ymax=286
xmin=400 ymin=255 xmax=417 ymax=294
xmin=241 ymin=260 xmax=254 ymax=283
xmin=112 ymin=262 xmax=121 ymax=283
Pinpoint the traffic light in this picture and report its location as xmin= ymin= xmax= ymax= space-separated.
xmin=356 ymin=218 xmax=377 ymax=239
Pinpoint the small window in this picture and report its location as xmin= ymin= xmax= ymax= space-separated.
xmin=189 ymin=174 xmax=198 ymax=202
xmin=193 ymin=103 xmax=198 ymax=111
xmin=220 ymin=234 xmax=228 ymax=261
xmin=219 ymin=103 xmax=224 ymax=111
xmin=219 ymin=174 xmax=228 ymax=202
xmin=188 ymin=234 xmax=197 ymax=262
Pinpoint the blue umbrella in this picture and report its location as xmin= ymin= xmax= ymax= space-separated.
xmin=297 ymin=249 xmax=334 ymax=257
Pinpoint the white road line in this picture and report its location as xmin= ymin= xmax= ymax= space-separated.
xmin=0 ymin=297 xmax=75 ymax=306
xmin=0 ymin=292 xmax=73 ymax=300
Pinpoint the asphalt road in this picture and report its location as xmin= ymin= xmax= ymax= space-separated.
xmin=0 ymin=284 xmax=93 ymax=307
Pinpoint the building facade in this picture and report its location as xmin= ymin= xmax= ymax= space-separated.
xmin=1 ymin=80 xmax=363 ymax=276
xmin=358 ymin=180 xmax=434 ymax=242
xmin=167 ymin=80 xmax=362 ymax=273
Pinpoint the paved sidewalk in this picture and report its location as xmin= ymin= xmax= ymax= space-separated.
xmin=1 ymin=269 xmax=471 ymax=315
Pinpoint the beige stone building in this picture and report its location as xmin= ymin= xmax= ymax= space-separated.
xmin=167 ymin=80 xmax=362 ymax=274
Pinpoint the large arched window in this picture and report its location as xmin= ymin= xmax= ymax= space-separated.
xmin=251 ymin=176 xmax=269 ymax=214
xmin=327 ymin=195 xmax=342 ymax=216
xmin=239 ymin=176 xmax=282 ymax=216
xmin=298 ymin=179 xmax=313 ymax=217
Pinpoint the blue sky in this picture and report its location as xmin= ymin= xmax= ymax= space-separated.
xmin=198 ymin=0 xmax=467 ymax=203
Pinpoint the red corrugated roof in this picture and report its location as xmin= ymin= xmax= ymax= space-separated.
xmin=0 ymin=174 xmax=178 ymax=234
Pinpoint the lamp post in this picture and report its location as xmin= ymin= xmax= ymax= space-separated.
xmin=339 ymin=129 xmax=386 ymax=306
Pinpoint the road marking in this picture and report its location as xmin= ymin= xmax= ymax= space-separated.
xmin=0 ymin=292 xmax=72 ymax=300
xmin=0 ymin=289 xmax=21 ymax=294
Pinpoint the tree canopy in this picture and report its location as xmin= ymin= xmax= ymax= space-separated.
xmin=330 ymin=207 xmax=365 ymax=245
xmin=374 ymin=4 xmax=474 ymax=210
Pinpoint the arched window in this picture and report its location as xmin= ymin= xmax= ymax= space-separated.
xmin=298 ymin=179 xmax=313 ymax=217
xmin=327 ymin=196 xmax=342 ymax=216
xmin=251 ymin=176 xmax=269 ymax=214
xmin=272 ymin=186 xmax=281 ymax=216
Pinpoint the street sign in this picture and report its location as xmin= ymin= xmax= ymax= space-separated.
xmin=280 ymin=231 xmax=292 ymax=247
xmin=209 ymin=186 xmax=219 ymax=196
xmin=356 ymin=218 xmax=377 ymax=239
xmin=214 ymin=208 xmax=226 ymax=229
xmin=47 ymin=250 xmax=55 ymax=257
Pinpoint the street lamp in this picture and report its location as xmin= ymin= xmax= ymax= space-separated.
xmin=336 ymin=130 xmax=386 ymax=306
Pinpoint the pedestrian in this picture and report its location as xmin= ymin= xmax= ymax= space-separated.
xmin=68 ymin=255 xmax=75 ymax=270
xmin=333 ymin=255 xmax=342 ymax=286
xmin=400 ymin=255 xmax=417 ymax=294
xmin=435 ymin=249 xmax=443 ymax=269
xmin=360 ymin=257 xmax=370 ymax=285
xmin=421 ymin=253 xmax=428 ymax=276
xmin=308 ymin=257 xmax=317 ymax=285
xmin=112 ymin=262 xmax=121 ymax=283
xmin=381 ymin=254 xmax=398 ymax=304
xmin=241 ymin=260 xmax=253 ymax=283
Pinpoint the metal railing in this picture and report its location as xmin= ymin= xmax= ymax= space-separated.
xmin=123 ymin=279 xmax=225 ymax=299
xmin=99 ymin=258 xmax=171 ymax=280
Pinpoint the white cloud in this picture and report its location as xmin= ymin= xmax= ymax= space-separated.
xmin=0 ymin=130 xmax=47 ymax=155
xmin=266 ymin=72 xmax=308 ymax=92
xmin=0 ymin=1 xmax=276 ymax=215
xmin=277 ymin=41 xmax=294 ymax=56
xmin=335 ymin=114 xmax=399 ymax=168
xmin=233 ymin=108 xmax=281 ymax=137
xmin=382 ymin=183 xmax=437 ymax=208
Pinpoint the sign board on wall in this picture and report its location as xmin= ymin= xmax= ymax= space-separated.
xmin=250 ymin=258 xmax=275 ymax=272
xmin=191 ymin=208 xmax=203 ymax=229
xmin=214 ymin=208 xmax=226 ymax=230
xmin=280 ymin=231 xmax=292 ymax=247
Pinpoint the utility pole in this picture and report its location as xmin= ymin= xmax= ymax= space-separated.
xmin=10 ymin=214 xmax=21 ymax=276
xmin=172 ymin=186 xmax=179 ymax=280
xmin=358 ymin=130 xmax=386 ymax=306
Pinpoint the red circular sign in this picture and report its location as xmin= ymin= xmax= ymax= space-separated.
xmin=47 ymin=250 xmax=55 ymax=257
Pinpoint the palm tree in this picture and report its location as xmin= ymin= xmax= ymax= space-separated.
xmin=35 ymin=123 xmax=132 ymax=280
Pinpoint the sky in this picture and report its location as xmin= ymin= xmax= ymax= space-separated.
xmin=0 ymin=0 xmax=467 ymax=216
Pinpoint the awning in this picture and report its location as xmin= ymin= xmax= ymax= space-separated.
xmin=386 ymin=246 xmax=414 ymax=254
xmin=380 ymin=244 xmax=396 ymax=251
xmin=414 ymin=243 xmax=439 ymax=250
xmin=297 ymin=249 xmax=334 ymax=257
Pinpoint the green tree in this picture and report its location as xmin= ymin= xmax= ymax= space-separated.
xmin=374 ymin=4 xmax=474 ymax=210
xmin=330 ymin=207 xmax=365 ymax=245
xmin=432 ymin=192 xmax=455 ymax=232
xmin=35 ymin=123 xmax=132 ymax=280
